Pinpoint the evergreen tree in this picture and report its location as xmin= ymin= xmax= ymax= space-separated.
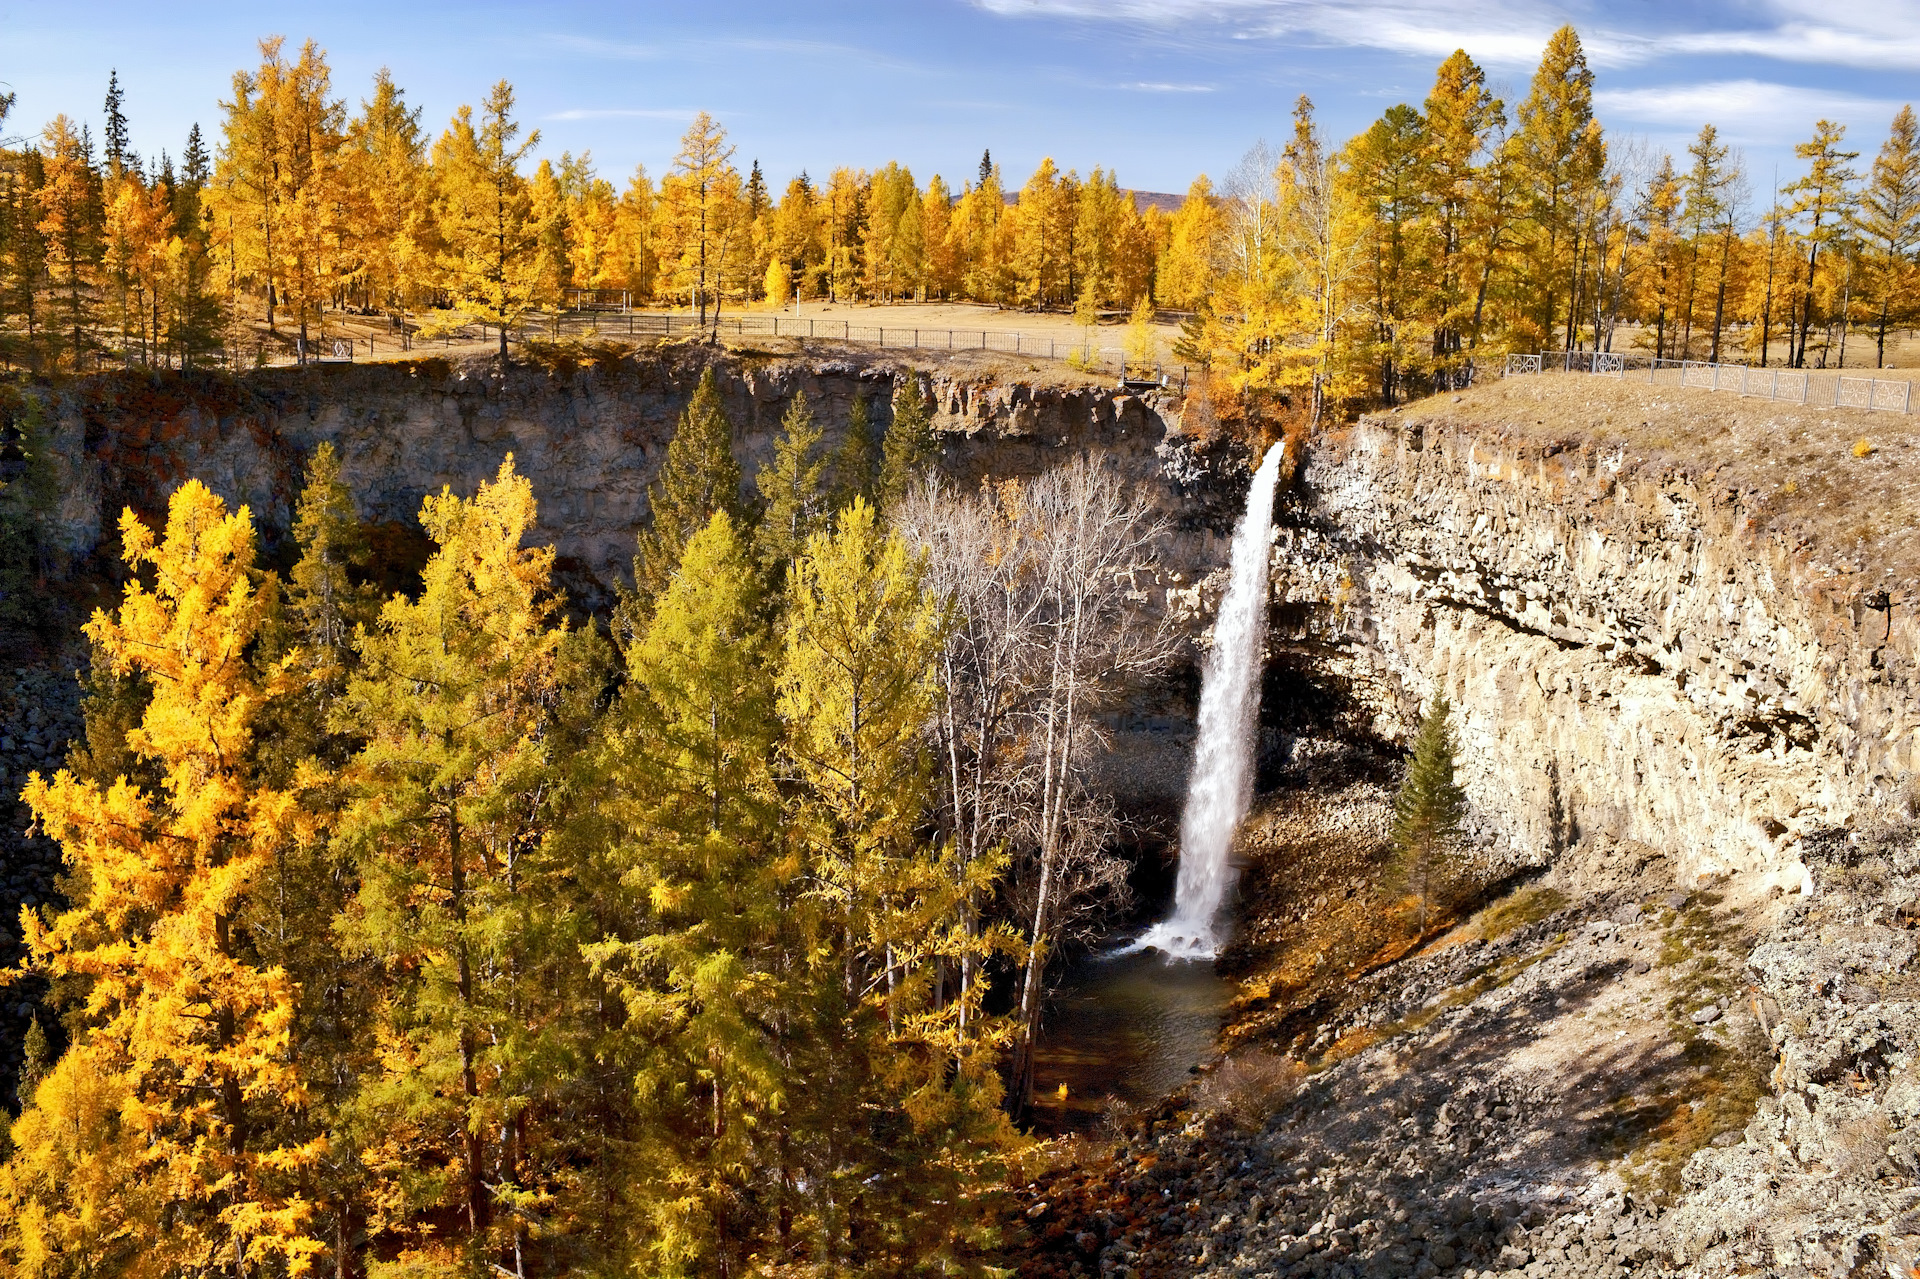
xmin=1389 ymin=690 xmax=1467 ymax=937
xmin=754 ymin=390 xmax=828 ymax=582
xmin=589 ymin=509 xmax=787 ymax=1276
xmin=433 ymin=80 xmax=541 ymax=364
xmin=19 ymin=1014 xmax=52 ymax=1095
xmin=747 ymin=157 xmax=770 ymax=221
xmin=8 ymin=482 xmax=321 ymax=1276
xmin=249 ymin=448 xmax=386 ymax=1274
xmin=827 ymin=388 xmax=877 ymax=512
xmin=877 ymin=374 xmax=936 ymax=510
xmin=631 ymin=366 xmax=744 ymax=609
xmin=1855 ymin=105 xmax=1920 ymax=367
xmin=182 ymin=122 xmax=209 ymax=188
xmin=287 ymin=442 xmax=374 ymax=681
xmin=102 ymin=69 xmax=133 ymax=180
xmin=333 ymin=456 xmax=571 ymax=1268
xmin=163 ymin=121 xmax=223 ymax=368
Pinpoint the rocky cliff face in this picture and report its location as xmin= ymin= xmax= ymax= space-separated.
xmin=39 ymin=351 xmax=1237 ymax=599
xmin=1276 ymin=413 xmax=1920 ymax=885
xmin=40 ymin=360 xmax=1916 ymax=875
xmin=20 ymin=357 xmax=1920 ymax=1274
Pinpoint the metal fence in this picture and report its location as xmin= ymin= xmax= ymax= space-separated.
xmin=256 ymin=309 xmax=1135 ymax=373
xmin=1505 ymin=351 xmax=1916 ymax=414
xmin=593 ymin=311 xmax=1124 ymax=368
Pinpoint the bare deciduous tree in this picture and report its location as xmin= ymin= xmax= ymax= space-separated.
xmin=899 ymin=456 xmax=1175 ymax=1110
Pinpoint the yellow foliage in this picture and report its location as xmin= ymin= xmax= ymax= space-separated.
xmin=6 ymin=480 xmax=321 ymax=1275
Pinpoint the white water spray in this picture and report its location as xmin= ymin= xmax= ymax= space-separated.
xmin=1132 ymin=443 xmax=1284 ymax=959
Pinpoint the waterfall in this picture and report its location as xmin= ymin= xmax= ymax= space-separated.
xmin=1133 ymin=442 xmax=1284 ymax=959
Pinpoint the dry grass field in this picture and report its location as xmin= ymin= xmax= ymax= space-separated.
xmin=1403 ymin=372 xmax=1920 ymax=589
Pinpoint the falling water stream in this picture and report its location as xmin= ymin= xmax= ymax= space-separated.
xmin=1032 ymin=444 xmax=1284 ymax=1127
xmin=1132 ymin=440 xmax=1285 ymax=958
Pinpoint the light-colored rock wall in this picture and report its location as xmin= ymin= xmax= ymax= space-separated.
xmin=46 ymin=360 xmax=1916 ymax=877
xmin=42 ymin=354 xmax=1236 ymax=592
xmin=1282 ymin=414 xmax=1920 ymax=879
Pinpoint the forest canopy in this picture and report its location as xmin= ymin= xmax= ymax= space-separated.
xmin=0 ymin=29 xmax=1913 ymax=420
xmin=0 ymin=369 xmax=1173 ymax=1277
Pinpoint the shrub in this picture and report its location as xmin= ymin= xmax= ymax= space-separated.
xmin=1196 ymin=1049 xmax=1306 ymax=1128
xmin=1388 ymin=689 xmax=1468 ymax=936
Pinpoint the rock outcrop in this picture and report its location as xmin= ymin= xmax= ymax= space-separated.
xmin=36 ymin=352 xmax=1231 ymax=595
xmin=1277 ymin=413 xmax=1920 ymax=884
xmin=15 ymin=357 xmax=1920 ymax=1276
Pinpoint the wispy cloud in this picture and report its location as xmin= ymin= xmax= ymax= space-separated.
xmin=972 ymin=0 xmax=1570 ymax=65
xmin=1123 ymin=81 xmax=1216 ymax=92
xmin=543 ymin=34 xmax=664 ymax=60
xmin=970 ymin=0 xmax=1920 ymax=69
xmin=1593 ymin=80 xmax=1908 ymax=142
xmin=545 ymin=107 xmax=702 ymax=121
xmin=541 ymin=31 xmax=926 ymax=74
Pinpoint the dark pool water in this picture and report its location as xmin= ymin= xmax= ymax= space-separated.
xmin=1027 ymin=945 xmax=1232 ymax=1133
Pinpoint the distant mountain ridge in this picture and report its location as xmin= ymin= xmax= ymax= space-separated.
xmin=992 ymin=190 xmax=1186 ymax=214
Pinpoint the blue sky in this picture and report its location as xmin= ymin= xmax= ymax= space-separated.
xmin=4 ymin=1 xmax=1916 ymax=205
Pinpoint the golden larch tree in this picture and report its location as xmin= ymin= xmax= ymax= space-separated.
xmin=5 ymin=482 xmax=322 ymax=1277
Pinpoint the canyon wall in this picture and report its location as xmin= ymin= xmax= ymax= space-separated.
xmin=39 ymin=352 xmax=1238 ymax=595
xmin=37 ymin=355 xmax=1918 ymax=879
xmin=1277 ymin=414 xmax=1920 ymax=881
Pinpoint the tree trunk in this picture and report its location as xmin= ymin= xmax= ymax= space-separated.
xmin=446 ymin=794 xmax=489 ymax=1241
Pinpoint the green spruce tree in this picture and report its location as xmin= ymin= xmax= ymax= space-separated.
xmin=334 ymin=456 xmax=571 ymax=1263
xmin=827 ymin=388 xmax=877 ymax=512
xmin=876 ymin=375 xmax=937 ymax=511
xmin=588 ymin=509 xmax=788 ymax=1276
xmin=286 ymin=444 xmax=375 ymax=701
xmin=754 ymin=391 xmax=828 ymax=584
xmin=1389 ymin=689 xmax=1467 ymax=938
xmin=629 ymin=367 xmax=744 ymax=620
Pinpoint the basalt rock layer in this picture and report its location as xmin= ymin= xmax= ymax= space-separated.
xmin=33 ymin=359 xmax=1919 ymax=874
xmin=36 ymin=351 xmax=1232 ymax=596
xmin=1274 ymin=412 xmax=1920 ymax=885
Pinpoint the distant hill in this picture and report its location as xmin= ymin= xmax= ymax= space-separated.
xmin=992 ymin=190 xmax=1186 ymax=214
xmin=1129 ymin=191 xmax=1185 ymax=215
